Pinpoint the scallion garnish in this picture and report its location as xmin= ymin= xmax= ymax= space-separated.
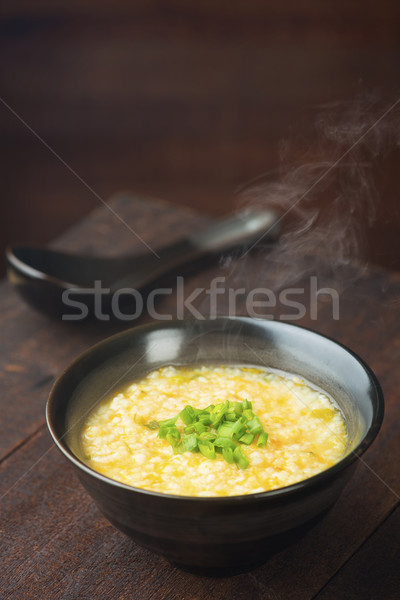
xmin=193 ymin=421 xmax=207 ymax=435
xmin=174 ymin=432 xmax=198 ymax=454
xmin=198 ymin=440 xmax=216 ymax=460
xmin=231 ymin=417 xmax=247 ymax=439
xmin=166 ymin=428 xmax=181 ymax=447
xmin=238 ymin=432 xmax=254 ymax=445
xmin=198 ymin=413 xmax=213 ymax=426
xmin=144 ymin=420 xmax=159 ymax=430
xmin=234 ymin=446 xmax=249 ymax=470
xmin=257 ymin=432 xmax=269 ymax=448
xmin=147 ymin=399 xmax=268 ymax=469
xmin=214 ymin=437 xmax=236 ymax=450
xmin=217 ymin=421 xmax=236 ymax=439
xmin=243 ymin=409 xmax=254 ymax=421
xmin=246 ymin=416 xmax=263 ymax=435
xmin=242 ymin=399 xmax=252 ymax=410
xmin=222 ymin=446 xmax=235 ymax=464
xmin=179 ymin=405 xmax=196 ymax=425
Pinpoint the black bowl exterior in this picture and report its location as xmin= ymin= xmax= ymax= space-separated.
xmin=73 ymin=461 xmax=356 ymax=571
xmin=46 ymin=317 xmax=384 ymax=572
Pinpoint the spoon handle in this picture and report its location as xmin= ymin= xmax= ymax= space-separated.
xmin=189 ymin=209 xmax=279 ymax=253
xmin=111 ymin=209 xmax=280 ymax=290
xmin=6 ymin=208 xmax=281 ymax=320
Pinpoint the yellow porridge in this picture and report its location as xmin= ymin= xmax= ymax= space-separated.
xmin=81 ymin=365 xmax=348 ymax=497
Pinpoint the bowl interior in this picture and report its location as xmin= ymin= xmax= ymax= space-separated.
xmin=48 ymin=318 xmax=383 ymax=472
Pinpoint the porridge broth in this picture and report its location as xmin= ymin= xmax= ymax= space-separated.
xmin=81 ymin=365 xmax=348 ymax=497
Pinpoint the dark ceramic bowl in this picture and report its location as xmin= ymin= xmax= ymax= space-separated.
xmin=46 ymin=318 xmax=384 ymax=574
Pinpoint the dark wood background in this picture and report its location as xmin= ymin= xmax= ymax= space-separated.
xmin=1 ymin=1 xmax=400 ymax=275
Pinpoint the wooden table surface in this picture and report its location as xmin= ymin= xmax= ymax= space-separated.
xmin=1 ymin=194 xmax=400 ymax=599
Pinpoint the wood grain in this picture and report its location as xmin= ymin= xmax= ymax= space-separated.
xmin=315 ymin=504 xmax=400 ymax=600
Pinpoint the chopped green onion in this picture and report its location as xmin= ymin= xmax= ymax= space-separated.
xmin=214 ymin=437 xmax=236 ymax=450
xmin=217 ymin=421 xmax=236 ymax=438
xmin=198 ymin=413 xmax=213 ymax=426
xmin=166 ymin=428 xmax=181 ymax=447
xmin=231 ymin=417 xmax=247 ymax=440
xmin=146 ymin=398 xmax=267 ymax=469
xmin=243 ymin=409 xmax=254 ymax=421
xmin=198 ymin=440 xmax=216 ymax=460
xmin=193 ymin=421 xmax=207 ymax=435
xmin=144 ymin=420 xmax=159 ymax=430
xmin=175 ymin=432 xmax=198 ymax=453
xmin=234 ymin=446 xmax=249 ymax=469
xmin=225 ymin=412 xmax=238 ymax=422
xmin=247 ymin=416 xmax=263 ymax=435
xmin=185 ymin=433 xmax=199 ymax=451
xmin=159 ymin=417 xmax=178 ymax=427
xmin=199 ymin=431 xmax=217 ymax=442
xmin=179 ymin=406 xmax=196 ymax=425
xmin=210 ymin=402 xmax=228 ymax=427
xmin=233 ymin=427 xmax=246 ymax=441
xmin=158 ymin=425 xmax=173 ymax=439
xmin=238 ymin=432 xmax=254 ymax=445
xmin=256 ymin=432 xmax=269 ymax=447
xmin=222 ymin=446 xmax=234 ymax=464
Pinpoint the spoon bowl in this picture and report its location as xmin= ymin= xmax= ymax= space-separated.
xmin=6 ymin=209 xmax=280 ymax=320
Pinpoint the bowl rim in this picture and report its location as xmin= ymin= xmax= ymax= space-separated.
xmin=46 ymin=316 xmax=384 ymax=503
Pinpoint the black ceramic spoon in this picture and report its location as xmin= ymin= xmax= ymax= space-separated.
xmin=6 ymin=209 xmax=280 ymax=320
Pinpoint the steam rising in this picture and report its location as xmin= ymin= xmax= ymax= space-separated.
xmin=231 ymin=96 xmax=400 ymax=292
xmin=189 ymin=96 xmax=400 ymax=320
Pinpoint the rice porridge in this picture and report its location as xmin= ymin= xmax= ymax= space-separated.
xmin=81 ymin=365 xmax=348 ymax=497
